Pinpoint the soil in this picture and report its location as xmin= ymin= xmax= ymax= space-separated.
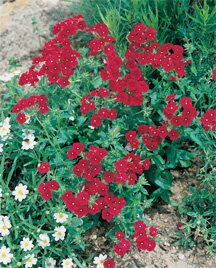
xmin=0 ymin=1 xmax=216 ymax=267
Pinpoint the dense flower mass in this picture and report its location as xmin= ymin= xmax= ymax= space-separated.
xmin=11 ymin=94 xmax=49 ymax=123
xmin=200 ymin=109 xmax=216 ymax=131
xmin=61 ymin=144 xmax=126 ymax=221
xmin=3 ymin=13 xmax=215 ymax=267
xmin=114 ymin=234 xmax=131 ymax=257
xmin=133 ymin=220 xmax=157 ymax=251
xmin=18 ymin=15 xmax=86 ymax=87
xmin=38 ymin=180 xmax=59 ymax=200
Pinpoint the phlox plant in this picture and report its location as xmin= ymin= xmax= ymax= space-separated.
xmin=0 ymin=14 xmax=216 ymax=267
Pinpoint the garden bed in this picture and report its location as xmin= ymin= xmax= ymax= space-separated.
xmin=0 ymin=0 xmax=215 ymax=267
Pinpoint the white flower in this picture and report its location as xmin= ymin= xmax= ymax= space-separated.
xmin=53 ymin=226 xmax=66 ymax=241
xmin=0 ymin=245 xmax=13 ymax=265
xmin=0 ymin=216 xmax=12 ymax=236
xmin=54 ymin=213 xmax=68 ymax=223
xmin=20 ymin=237 xmax=34 ymax=251
xmin=12 ymin=183 xmax=29 ymax=202
xmin=93 ymin=254 xmax=107 ymax=268
xmin=0 ymin=188 xmax=2 ymax=199
xmin=0 ymin=117 xmax=11 ymax=139
xmin=62 ymin=258 xmax=74 ymax=268
xmin=0 ymin=73 xmax=13 ymax=82
xmin=25 ymin=254 xmax=37 ymax=267
xmin=10 ymin=69 xmax=21 ymax=77
xmin=0 ymin=69 xmax=21 ymax=82
xmin=22 ymin=135 xmax=37 ymax=150
xmin=0 ymin=216 xmax=11 ymax=227
xmin=24 ymin=115 xmax=31 ymax=124
xmin=45 ymin=257 xmax=56 ymax=268
xmin=88 ymin=125 xmax=95 ymax=129
xmin=38 ymin=234 xmax=50 ymax=249
xmin=0 ymin=144 xmax=3 ymax=153
xmin=69 ymin=116 xmax=75 ymax=121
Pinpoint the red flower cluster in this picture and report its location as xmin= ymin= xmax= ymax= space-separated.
xmin=79 ymin=88 xmax=117 ymax=127
xmin=90 ymin=108 xmax=117 ymax=128
xmin=61 ymin=187 xmax=126 ymax=221
xmin=52 ymin=14 xmax=86 ymax=38
xmin=38 ymin=180 xmax=59 ymax=200
xmin=100 ymin=44 xmax=122 ymax=81
xmin=108 ymin=64 xmax=149 ymax=106
xmin=19 ymin=15 xmax=86 ymax=87
xmin=12 ymin=94 xmax=49 ymax=123
xmin=134 ymin=220 xmax=157 ymax=251
xmin=127 ymin=22 xmax=188 ymax=79
xmin=125 ymin=130 xmax=140 ymax=149
xmin=114 ymin=231 xmax=131 ymax=257
xmin=66 ymin=142 xmax=85 ymax=160
xmin=87 ymin=23 xmax=116 ymax=56
xmin=19 ymin=67 xmax=39 ymax=86
xmin=63 ymin=144 xmax=126 ymax=221
xmin=38 ymin=162 xmax=51 ymax=173
xmin=127 ymin=96 xmax=197 ymax=150
xmin=114 ymin=152 xmax=147 ymax=185
xmin=138 ymin=123 xmax=167 ymax=149
xmin=200 ymin=109 xmax=216 ymax=131
xmin=163 ymin=96 xmax=198 ymax=127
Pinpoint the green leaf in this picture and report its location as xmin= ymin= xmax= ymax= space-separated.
xmin=70 ymin=218 xmax=83 ymax=228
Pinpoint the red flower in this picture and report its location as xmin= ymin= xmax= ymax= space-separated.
xmin=114 ymin=238 xmax=131 ymax=257
xmin=115 ymin=172 xmax=128 ymax=184
xmin=66 ymin=148 xmax=78 ymax=160
xmin=146 ymin=238 xmax=156 ymax=251
xmin=102 ymin=209 xmax=114 ymax=222
xmin=38 ymin=180 xmax=59 ymax=201
xmin=168 ymin=129 xmax=180 ymax=140
xmin=136 ymin=237 xmax=148 ymax=250
xmin=136 ymin=237 xmax=156 ymax=251
xmin=98 ymin=108 xmax=110 ymax=119
xmin=46 ymin=180 xmax=59 ymax=191
xmin=71 ymin=142 xmax=85 ymax=155
xmin=61 ymin=190 xmax=74 ymax=202
xmin=38 ymin=162 xmax=50 ymax=173
xmin=16 ymin=113 xmax=27 ymax=124
xmin=149 ymin=226 xmax=158 ymax=237
xmin=134 ymin=220 xmax=147 ymax=232
xmin=77 ymin=191 xmax=90 ymax=205
xmin=200 ymin=109 xmax=216 ymax=131
xmin=142 ymin=158 xmax=151 ymax=170
xmin=163 ymin=101 xmax=178 ymax=117
xmin=41 ymin=191 xmax=53 ymax=201
xmin=109 ymin=108 xmax=118 ymax=120
xmin=177 ymin=222 xmax=183 ymax=229
xmin=125 ymin=130 xmax=137 ymax=141
xmin=103 ymin=171 xmax=115 ymax=183
xmin=180 ymin=97 xmax=192 ymax=108
xmin=90 ymin=114 xmax=102 ymax=128
xmin=115 ymin=231 xmax=125 ymax=239
xmin=38 ymin=183 xmax=48 ymax=194
xmin=104 ymin=259 xmax=116 ymax=268
xmin=39 ymin=104 xmax=50 ymax=114
xmin=74 ymin=205 xmax=89 ymax=218
xmin=170 ymin=116 xmax=182 ymax=127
